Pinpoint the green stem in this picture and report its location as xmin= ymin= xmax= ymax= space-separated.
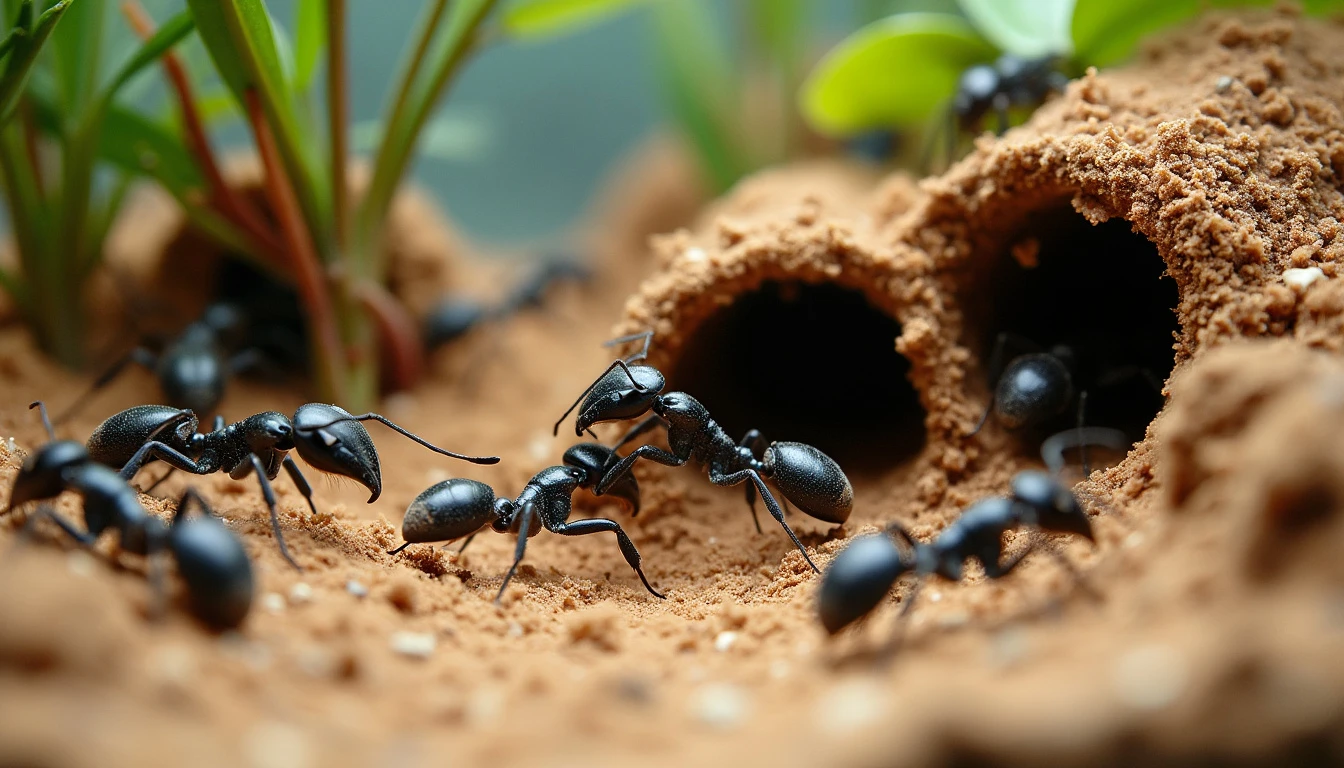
xmin=327 ymin=0 xmax=349 ymax=252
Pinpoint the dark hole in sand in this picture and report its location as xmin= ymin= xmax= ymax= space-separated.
xmin=669 ymin=281 xmax=926 ymax=473
xmin=981 ymin=207 xmax=1180 ymax=449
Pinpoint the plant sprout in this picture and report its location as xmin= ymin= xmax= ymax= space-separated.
xmin=110 ymin=0 xmax=502 ymax=410
xmin=0 ymin=0 xmax=193 ymax=368
xmin=802 ymin=0 xmax=1344 ymax=150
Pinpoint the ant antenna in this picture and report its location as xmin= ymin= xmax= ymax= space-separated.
xmin=602 ymin=330 xmax=653 ymax=364
xmin=307 ymin=413 xmax=500 ymax=465
xmin=551 ymin=357 xmax=654 ymax=436
xmin=29 ymin=402 xmax=56 ymax=441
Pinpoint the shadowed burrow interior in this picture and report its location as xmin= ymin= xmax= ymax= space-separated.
xmin=668 ymin=280 xmax=926 ymax=474
xmin=971 ymin=204 xmax=1181 ymax=453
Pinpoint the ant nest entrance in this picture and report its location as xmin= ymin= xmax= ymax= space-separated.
xmin=966 ymin=203 xmax=1181 ymax=459
xmin=670 ymin=280 xmax=926 ymax=472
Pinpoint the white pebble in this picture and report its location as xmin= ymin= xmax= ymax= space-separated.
xmin=245 ymin=722 xmax=312 ymax=768
xmin=713 ymin=631 xmax=738 ymax=652
xmin=507 ymin=622 xmax=524 ymax=638
xmin=391 ymin=631 xmax=437 ymax=659
xmin=1215 ymin=75 xmax=1235 ymax=93
xmin=1113 ymin=644 xmax=1188 ymax=711
xmin=816 ymin=679 xmax=890 ymax=734
xmin=261 ymin=593 xmax=286 ymax=614
xmin=683 ymin=247 xmax=708 ymax=263
xmin=288 ymin=583 xmax=313 ymax=604
xmin=66 ymin=550 xmax=97 ymax=578
xmin=346 ymin=580 xmax=369 ymax=598
xmin=1284 ymin=266 xmax=1325 ymax=290
xmin=693 ymin=683 xmax=749 ymax=729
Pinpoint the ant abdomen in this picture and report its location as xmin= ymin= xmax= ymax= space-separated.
xmin=764 ymin=442 xmax=854 ymax=524
xmin=818 ymin=533 xmax=910 ymax=635
xmin=170 ymin=514 xmax=254 ymax=630
xmin=401 ymin=478 xmax=498 ymax=544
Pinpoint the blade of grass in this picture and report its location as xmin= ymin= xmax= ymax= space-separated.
xmin=328 ymin=0 xmax=349 ymax=251
xmin=0 ymin=0 xmax=74 ymax=122
xmin=0 ymin=123 xmax=43 ymax=314
xmin=650 ymin=0 xmax=746 ymax=193
xmin=121 ymin=0 xmax=282 ymax=260
xmin=50 ymin=0 xmax=101 ymax=117
xmin=501 ymin=0 xmax=650 ymax=39
xmin=293 ymin=0 xmax=324 ymax=91
xmin=246 ymin=88 xmax=345 ymax=403
xmin=356 ymin=0 xmax=500 ymax=264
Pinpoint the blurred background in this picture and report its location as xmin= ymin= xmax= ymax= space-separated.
xmin=74 ymin=0 xmax=958 ymax=247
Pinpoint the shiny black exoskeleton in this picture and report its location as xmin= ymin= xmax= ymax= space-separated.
xmin=553 ymin=332 xmax=853 ymax=573
xmin=952 ymin=54 xmax=1068 ymax=137
xmin=58 ymin=303 xmax=264 ymax=423
xmin=817 ymin=470 xmax=1094 ymax=635
xmin=424 ymin=258 xmax=590 ymax=350
xmin=387 ymin=443 xmax=660 ymax=602
xmin=82 ymin=403 xmax=499 ymax=571
xmin=3 ymin=403 xmax=253 ymax=629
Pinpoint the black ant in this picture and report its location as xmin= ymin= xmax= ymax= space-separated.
xmin=936 ymin=54 xmax=1068 ymax=168
xmin=817 ymin=470 xmax=1094 ymax=636
xmin=969 ymin=333 xmax=1155 ymax=475
xmin=56 ymin=302 xmax=269 ymax=424
xmin=424 ymin=259 xmax=590 ymax=350
xmin=552 ymin=331 xmax=853 ymax=573
xmin=78 ymin=403 xmax=499 ymax=572
xmin=387 ymin=442 xmax=660 ymax=602
xmin=3 ymin=402 xmax=254 ymax=630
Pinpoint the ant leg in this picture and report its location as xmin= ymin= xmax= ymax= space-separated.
xmin=707 ymin=467 xmax=820 ymax=573
xmin=593 ymin=445 xmax=687 ymax=496
xmin=737 ymin=429 xmax=767 ymax=535
xmin=495 ymin=501 xmax=536 ymax=603
xmin=54 ymin=347 xmax=158 ymax=425
xmin=388 ymin=542 xmax=410 ymax=556
xmin=281 ymin=456 xmax=320 ymax=518
xmin=609 ymin=414 xmax=666 ymax=454
xmin=1040 ymin=427 xmax=1129 ymax=477
xmin=983 ymin=541 xmax=1037 ymax=579
xmin=117 ymin=442 xmax=211 ymax=482
xmin=548 ymin=517 xmax=665 ymax=599
xmin=883 ymin=576 xmax=925 ymax=656
xmin=143 ymin=467 xmax=177 ymax=494
xmin=246 ymin=454 xmax=303 ymax=572
xmin=25 ymin=505 xmax=98 ymax=547
xmin=992 ymin=92 xmax=1011 ymax=135
xmin=455 ymin=531 xmax=478 ymax=555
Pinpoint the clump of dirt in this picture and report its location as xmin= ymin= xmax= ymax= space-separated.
xmin=1 ymin=8 xmax=1344 ymax=768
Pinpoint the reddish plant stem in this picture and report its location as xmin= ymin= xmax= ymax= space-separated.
xmin=352 ymin=279 xmax=423 ymax=392
xmin=327 ymin=0 xmax=350 ymax=252
xmin=245 ymin=89 xmax=346 ymax=402
xmin=121 ymin=0 xmax=284 ymax=261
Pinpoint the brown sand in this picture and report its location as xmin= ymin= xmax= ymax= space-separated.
xmin=3 ymin=8 xmax=1344 ymax=767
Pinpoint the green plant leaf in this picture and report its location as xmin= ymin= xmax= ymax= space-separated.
xmin=958 ymin=0 xmax=1074 ymax=58
xmin=0 ymin=0 xmax=71 ymax=122
xmin=186 ymin=0 xmax=251 ymax=100
xmin=50 ymin=0 xmax=102 ymax=114
xmin=800 ymin=13 xmax=997 ymax=136
xmin=1304 ymin=0 xmax=1344 ymax=14
xmin=501 ymin=0 xmax=650 ymax=40
xmin=99 ymin=9 xmax=194 ymax=105
xmin=1071 ymin=0 xmax=1198 ymax=68
xmin=651 ymin=0 xmax=745 ymax=193
xmin=99 ymin=103 xmax=204 ymax=196
xmin=293 ymin=0 xmax=324 ymax=90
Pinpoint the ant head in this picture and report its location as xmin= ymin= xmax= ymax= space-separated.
xmin=201 ymin=302 xmax=248 ymax=346
xmin=400 ymin=478 xmax=498 ymax=544
xmin=816 ymin=533 xmax=911 ymax=635
xmin=8 ymin=440 xmax=88 ymax=509
xmin=994 ymin=354 xmax=1073 ymax=430
xmin=563 ymin=442 xmax=640 ymax=516
xmin=290 ymin=404 xmax=382 ymax=502
xmin=574 ymin=364 xmax=665 ymax=435
xmin=954 ymin=63 xmax=1000 ymax=114
xmin=1011 ymin=470 xmax=1093 ymax=542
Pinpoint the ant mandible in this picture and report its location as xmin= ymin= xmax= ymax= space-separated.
xmin=816 ymin=470 xmax=1094 ymax=636
xmin=387 ymin=442 xmax=661 ymax=602
xmin=552 ymin=331 xmax=853 ymax=573
xmin=79 ymin=402 xmax=499 ymax=571
xmin=4 ymin=402 xmax=254 ymax=629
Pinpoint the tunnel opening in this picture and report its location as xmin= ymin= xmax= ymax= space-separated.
xmin=668 ymin=281 xmax=927 ymax=474
xmin=976 ymin=205 xmax=1180 ymax=451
